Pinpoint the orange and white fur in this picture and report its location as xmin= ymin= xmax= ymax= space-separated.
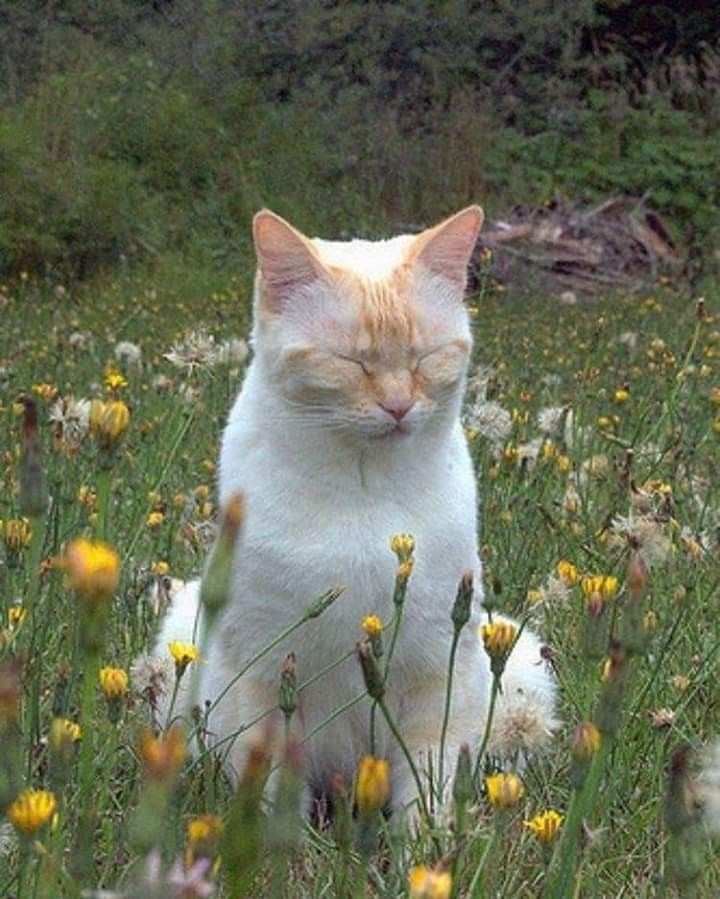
xmin=155 ymin=206 xmax=556 ymax=813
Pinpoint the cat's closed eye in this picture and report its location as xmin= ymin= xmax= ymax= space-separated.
xmin=336 ymin=354 xmax=371 ymax=375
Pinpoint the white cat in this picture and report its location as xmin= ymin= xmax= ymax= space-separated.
xmin=154 ymin=206 xmax=556 ymax=814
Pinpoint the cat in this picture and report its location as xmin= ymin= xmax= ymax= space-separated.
xmin=154 ymin=206 xmax=556 ymax=815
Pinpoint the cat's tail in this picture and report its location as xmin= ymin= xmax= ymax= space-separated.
xmin=485 ymin=619 xmax=559 ymax=763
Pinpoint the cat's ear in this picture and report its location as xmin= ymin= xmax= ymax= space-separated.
xmin=253 ymin=210 xmax=327 ymax=312
xmin=409 ymin=205 xmax=484 ymax=289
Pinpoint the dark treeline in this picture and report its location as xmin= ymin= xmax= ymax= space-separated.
xmin=1 ymin=1 xmax=718 ymax=279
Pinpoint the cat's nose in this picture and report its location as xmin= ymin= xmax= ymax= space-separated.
xmin=380 ymin=400 xmax=414 ymax=422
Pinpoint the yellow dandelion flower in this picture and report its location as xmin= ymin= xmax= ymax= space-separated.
xmin=49 ymin=718 xmax=82 ymax=756
xmin=99 ymin=666 xmax=129 ymax=699
xmin=61 ymin=538 xmax=120 ymax=604
xmin=168 ymin=641 xmax=200 ymax=677
xmin=556 ymin=454 xmax=571 ymax=472
xmin=31 ymin=383 xmax=58 ymax=402
xmin=8 ymin=605 xmax=27 ymax=628
xmin=146 ymin=511 xmax=164 ymax=528
xmin=89 ymin=399 xmax=130 ymax=450
xmin=2 ymin=517 xmax=32 ymax=551
xmin=485 ymin=771 xmax=524 ymax=809
xmin=571 ymin=721 xmax=601 ymax=761
xmin=362 ymin=615 xmax=383 ymax=639
xmin=104 ymin=368 xmax=128 ymax=391
xmin=389 ymin=533 xmax=415 ymax=561
xmin=187 ymin=813 xmax=224 ymax=846
xmin=524 ymin=809 xmax=564 ymax=843
xmin=581 ymin=575 xmax=618 ymax=601
xmin=479 ymin=620 xmax=517 ymax=658
xmin=614 ymin=388 xmax=629 ymax=404
xmin=140 ymin=725 xmax=187 ymax=781
xmin=7 ymin=789 xmax=57 ymax=836
xmin=408 ymin=866 xmax=452 ymax=899
xmin=355 ymin=755 xmax=391 ymax=815
xmin=194 ymin=484 xmax=210 ymax=501
xmin=556 ymin=560 xmax=579 ymax=586
xmin=153 ymin=560 xmax=170 ymax=576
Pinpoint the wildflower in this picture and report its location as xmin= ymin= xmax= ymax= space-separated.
xmin=465 ymin=400 xmax=512 ymax=444
xmin=488 ymin=687 xmax=561 ymax=761
xmin=100 ymin=666 xmax=129 ymax=699
xmin=357 ymin=640 xmax=384 ymax=700
xmin=408 ymin=866 xmax=452 ymax=899
xmin=7 ymin=789 xmax=57 ymax=836
xmin=614 ymin=387 xmax=630 ymax=403
xmin=146 ymin=511 xmax=165 ymax=528
xmin=140 ymin=725 xmax=187 ymax=781
xmin=362 ymin=615 xmax=383 ymax=639
xmin=89 ymin=399 xmax=130 ymax=451
xmin=61 ymin=538 xmax=120 ymax=604
xmin=104 ymin=368 xmax=128 ymax=391
xmin=279 ymin=652 xmax=297 ymax=724
xmin=1 ymin=518 xmax=32 ymax=552
xmin=153 ymin=560 xmax=170 ymax=576
xmin=649 ymin=708 xmax=676 ymax=729
xmin=187 ymin=813 xmax=223 ymax=864
xmin=672 ymin=674 xmax=691 ymax=694
xmin=480 ymin=619 xmax=517 ymax=661
xmin=571 ymin=721 xmax=601 ymax=762
xmin=556 ymin=560 xmax=579 ymax=586
xmin=168 ymin=641 xmax=200 ymax=678
xmin=48 ymin=396 xmax=91 ymax=454
xmin=609 ymin=513 xmax=671 ymax=568
xmin=485 ymin=772 xmax=524 ymax=809
xmin=389 ymin=532 xmax=415 ymax=561
xmin=7 ymin=605 xmax=26 ymax=630
xmin=31 ymin=383 xmax=58 ymax=402
xmin=581 ymin=575 xmax=619 ymax=602
xmin=355 ymin=756 xmax=391 ymax=815
xmin=130 ymin=653 xmax=173 ymax=710
xmin=164 ymin=330 xmax=218 ymax=372
xmin=537 ymin=405 xmax=567 ymax=435
xmin=114 ymin=341 xmax=142 ymax=367
xmin=524 ymin=809 xmax=564 ymax=843
xmin=49 ymin=718 xmax=81 ymax=761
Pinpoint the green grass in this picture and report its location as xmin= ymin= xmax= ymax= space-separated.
xmin=0 ymin=265 xmax=719 ymax=897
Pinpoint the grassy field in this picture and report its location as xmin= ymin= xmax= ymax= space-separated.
xmin=0 ymin=265 xmax=719 ymax=897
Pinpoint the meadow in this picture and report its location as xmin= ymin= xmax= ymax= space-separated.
xmin=0 ymin=264 xmax=719 ymax=897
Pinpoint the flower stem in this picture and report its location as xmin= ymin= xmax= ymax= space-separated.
xmin=438 ymin=627 xmax=462 ymax=799
xmin=472 ymin=674 xmax=501 ymax=784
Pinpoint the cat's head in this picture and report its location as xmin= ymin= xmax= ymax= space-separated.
xmin=251 ymin=206 xmax=483 ymax=441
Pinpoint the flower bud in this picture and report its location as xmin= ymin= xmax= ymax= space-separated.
xmin=485 ymin=771 xmax=524 ymax=810
xmin=451 ymin=571 xmax=474 ymax=633
xmin=279 ymin=652 xmax=297 ymax=724
xmin=355 ymin=755 xmax=391 ymax=816
xmin=356 ymin=640 xmax=385 ymax=701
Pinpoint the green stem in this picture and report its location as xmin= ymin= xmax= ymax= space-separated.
xmin=543 ymin=737 xmax=612 ymax=899
xmin=437 ymin=627 xmax=462 ymax=799
xmin=376 ymin=697 xmax=433 ymax=829
xmin=473 ymin=675 xmax=501 ymax=784
xmin=95 ymin=466 xmax=112 ymax=541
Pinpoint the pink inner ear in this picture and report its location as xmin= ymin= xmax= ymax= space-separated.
xmin=253 ymin=211 xmax=325 ymax=310
xmin=413 ymin=206 xmax=484 ymax=286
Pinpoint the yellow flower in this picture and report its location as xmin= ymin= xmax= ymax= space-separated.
xmin=556 ymin=454 xmax=571 ymax=472
xmin=355 ymin=755 xmax=391 ymax=815
xmin=194 ymin=484 xmax=210 ymax=501
xmin=90 ymin=399 xmax=130 ymax=450
xmin=61 ymin=538 xmax=120 ymax=603
xmin=556 ymin=560 xmax=579 ymax=586
xmin=146 ymin=511 xmax=165 ymax=528
xmin=526 ymin=588 xmax=543 ymax=605
xmin=168 ymin=641 xmax=200 ymax=677
xmin=362 ymin=615 xmax=383 ymax=639
xmin=571 ymin=721 xmax=601 ymax=762
xmin=479 ymin=620 xmax=517 ymax=658
xmin=614 ymin=388 xmax=630 ymax=404
xmin=2 ymin=517 xmax=32 ymax=551
xmin=99 ymin=666 xmax=129 ymax=699
xmin=581 ymin=575 xmax=618 ymax=601
xmin=397 ymin=558 xmax=414 ymax=584
xmin=408 ymin=866 xmax=452 ymax=899
xmin=187 ymin=813 xmax=224 ymax=846
xmin=485 ymin=772 xmax=524 ymax=809
xmin=8 ymin=605 xmax=27 ymax=628
xmin=31 ymin=383 xmax=58 ymax=402
xmin=140 ymin=725 xmax=187 ymax=781
xmin=49 ymin=718 xmax=82 ymax=755
xmin=389 ymin=532 xmax=415 ymax=561
xmin=104 ymin=368 xmax=128 ymax=391
xmin=7 ymin=789 xmax=57 ymax=836
xmin=524 ymin=809 xmax=564 ymax=843
xmin=153 ymin=560 xmax=170 ymax=576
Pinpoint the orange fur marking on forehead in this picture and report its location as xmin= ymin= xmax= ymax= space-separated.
xmin=342 ymin=270 xmax=415 ymax=346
